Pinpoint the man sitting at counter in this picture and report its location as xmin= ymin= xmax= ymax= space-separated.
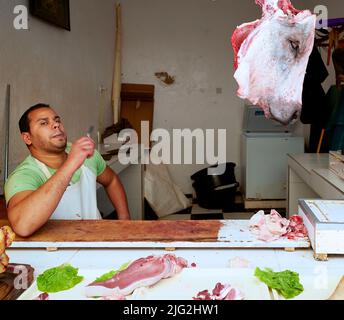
xmin=4 ymin=104 xmax=131 ymax=237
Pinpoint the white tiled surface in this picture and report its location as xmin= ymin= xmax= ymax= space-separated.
xmin=66 ymin=249 xmax=282 ymax=271
xmin=8 ymin=248 xmax=344 ymax=274
xmin=7 ymin=248 xmax=281 ymax=272
xmin=275 ymin=249 xmax=344 ymax=271
xmin=7 ymin=249 xmax=79 ymax=276
xmin=7 ymin=248 xmax=344 ymax=300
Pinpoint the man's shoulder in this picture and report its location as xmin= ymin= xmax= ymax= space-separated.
xmin=6 ymin=156 xmax=46 ymax=185
xmin=10 ymin=156 xmax=42 ymax=175
xmin=4 ymin=156 xmax=46 ymax=204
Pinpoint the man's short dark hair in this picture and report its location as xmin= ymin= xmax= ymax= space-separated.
xmin=19 ymin=104 xmax=51 ymax=133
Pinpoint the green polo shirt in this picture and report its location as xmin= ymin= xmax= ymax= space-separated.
xmin=4 ymin=144 xmax=107 ymax=205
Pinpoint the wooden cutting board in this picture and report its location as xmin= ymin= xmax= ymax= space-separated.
xmin=0 ymin=220 xmax=222 ymax=243
xmin=0 ymin=220 xmax=309 ymax=250
xmin=0 ymin=264 xmax=34 ymax=300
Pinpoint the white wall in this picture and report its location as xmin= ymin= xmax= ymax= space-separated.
xmin=120 ymin=0 xmax=311 ymax=194
xmin=1 ymin=0 xmax=334 ymax=196
xmin=0 ymin=0 xmax=117 ymax=188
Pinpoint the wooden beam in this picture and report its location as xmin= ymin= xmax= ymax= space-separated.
xmin=112 ymin=3 xmax=122 ymax=124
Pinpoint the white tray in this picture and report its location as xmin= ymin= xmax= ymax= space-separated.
xmin=274 ymin=273 xmax=342 ymax=301
xmin=18 ymin=268 xmax=271 ymax=301
xmin=18 ymin=267 xmax=339 ymax=301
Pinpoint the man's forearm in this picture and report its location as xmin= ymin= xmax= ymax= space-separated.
xmin=105 ymin=176 xmax=131 ymax=220
xmin=8 ymin=163 xmax=75 ymax=237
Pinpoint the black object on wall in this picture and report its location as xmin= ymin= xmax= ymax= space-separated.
xmin=29 ymin=0 xmax=71 ymax=31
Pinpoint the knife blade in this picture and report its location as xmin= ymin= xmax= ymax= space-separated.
xmin=87 ymin=126 xmax=94 ymax=138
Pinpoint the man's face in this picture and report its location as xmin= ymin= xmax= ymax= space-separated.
xmin=23 ymin=107 xmax=68 ymax=153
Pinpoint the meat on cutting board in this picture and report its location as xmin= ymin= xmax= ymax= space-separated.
xmin=249 ymin=210 xmax=308 ymax=242
xmin=249 ymin=210 xmax=290 ymax=242
xmin=231 ymin=0 xmax=316 ymax=125
xmin=193 ymin=283 xmax=245 ymax=300
xmin=85 ymin=254 xmax=188 ymax=298
xmin=286 ymin=215 xmax=308 ymax=240
xmin=33 ymin=293 xmax=49 ymax=300
xmin=0 ymin=226 xmax=15 ymax=274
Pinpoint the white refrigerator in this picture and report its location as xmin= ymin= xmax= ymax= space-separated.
xmin=241 ymin=105 xmax=305 ymax=200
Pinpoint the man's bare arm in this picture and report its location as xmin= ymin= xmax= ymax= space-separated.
xmin=7 ymin=162 xmax=77 ymax=237
xmin=97 ymin=167 xmax=131 ymax=220
xmin=7 ymin=137 xmax=95 ymax=237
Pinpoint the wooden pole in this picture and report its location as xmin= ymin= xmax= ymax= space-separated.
xmin=317 ymin=129 xmax=325 ymax=154
xmin=98 ymin=86 xmax=106 ymax=145
xmin=112 ymin=4 xmax=122 ymax=125
xmin=4 ymin=85 xmax=10 ymax=181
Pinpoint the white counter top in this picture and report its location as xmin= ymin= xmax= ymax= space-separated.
xmin=288 ymin=154 xmax=329 ymax=175
xmin=7 ymin=247 xmax=344 ymax=300
xmin=7 ymin=247 xmax=344 ymax=277
xmin=312 ymin=169 xmax=344 ymax=198
xmin=287 ymin=154 xmax=344 ymax=215
xmin=288 ymin=154 xmax=344 ymax=193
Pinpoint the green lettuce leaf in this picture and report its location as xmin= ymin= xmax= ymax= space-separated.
xmin=95 ymin=261 xmax=131 ymax=283
xmin=254 ymin=267 xmax=304 ymax=299
xmin=37 ymin=264 xmax=84 ymax=293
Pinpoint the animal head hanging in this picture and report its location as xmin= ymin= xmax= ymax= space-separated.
xmin=231 ymin=0 xmax=316 ymax=125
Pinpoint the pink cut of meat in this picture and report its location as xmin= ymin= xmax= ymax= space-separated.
xmin=249 ymin=210 xmax=308 ymax=242
xmin=85 ymin=254 xmax=188 ymax=298
xmin=286 ymin=215 xmax=308 ymax=239
xmin=231 ymin=0 xmax=316 ymax=125
xmin=193 ymin=283 xmax=245 ymax=301
xmin=249 ymin=210 xmax=290 ymax=242
xmin=33 ymin=293 xmax=49 ymax=300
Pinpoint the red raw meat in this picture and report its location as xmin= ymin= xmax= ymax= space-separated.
xmin=85 ymin=254 xmax=188 ymax=298
xmin=193 ymin=283 xmax=245 ymax=301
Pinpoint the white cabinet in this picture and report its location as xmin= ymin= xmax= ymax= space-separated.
xmin=242 ymin=133 xmax=304 ymax=200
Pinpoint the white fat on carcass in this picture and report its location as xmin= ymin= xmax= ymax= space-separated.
xmin=231 ymin=0 xmax=316 ymax=125
xmin=249 ymin=210 xmax=290 ymax=242
xmin=100 ymin=293 xmax=127 ymax=300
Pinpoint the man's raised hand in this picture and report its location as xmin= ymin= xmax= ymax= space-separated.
xmin=65 ymin=137 xmax=95 ymax=172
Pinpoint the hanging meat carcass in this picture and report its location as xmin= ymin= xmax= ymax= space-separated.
xmin=232 ymin=0 xmax=316 ymax=125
